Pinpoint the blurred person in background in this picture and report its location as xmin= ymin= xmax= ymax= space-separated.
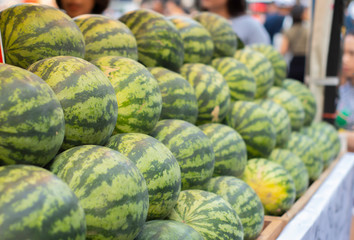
xmin=141 ymin=0 xmax=187 ymax=16
xmin=345 ymin=1 xmax=354 ymax=33
xmin=56 ymin=0 xmax=110 ymax=18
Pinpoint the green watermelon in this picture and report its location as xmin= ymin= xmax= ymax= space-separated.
xmin=169 ymin=16 xmax=214 ymax=64
xmin=73 ymin=14 xmax=138 ymax=61
xmin=0 ymin=64 xmax=64 ymax=166
xmin=119 ymin=9 xmax=184 ymax=72
xmin=234 ymin=48 xmax=274 ymax=99
xmin=0 ymin=4 xmax=85 ymax=69
xmin=316 ymin=122 xmax=341 ymax=162
xmin=106 ymin=133 xmax=181 ymax=220
xmin=226 ymin=101 xmax=276 ymax=159
xmin=193 ymin=12 xmax=237 ymax=58
xmin=135 ymin=220 xmax=204 ymax=240
xmin=267 ymin=87 xmax=305 ymax=131
xmin=286 ymin=133 xmax=323 ymax=181
xmin=242 ymin=158 xmax=296 ymax=216
xmin=206 ymin=176 xmax=264 ymax=240
xmin=50 ymin=145 xmax=149 ymax=240
xmin=168 ymin=190 xmax=244 ymax=240
xmin=212 ymin=57 xmax=256 ymax=101
xmin=269 ymin=149 xmax=309 ymax=198
xmin=28 ymin=56 xmax=118 ymax=150
xmin=199 ymin=123 xmax=247 ymax=177
xmin=91 ymin=56 xmax=162 ymax=134
xmin=149 ymin=67 xmax=198 ymax=124
xmin=0 ymin=165 xmax=86 ymax=239
xmin=180 ymin=63 xmax=230 ymax=124
xmin=149 ymin=119 xmax=214 ymax=190
xmin=249 ymin=44 xmax=287 ymax=86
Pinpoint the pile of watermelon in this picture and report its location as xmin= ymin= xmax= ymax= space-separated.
xmin=0 ymin=3 xmax=342 ymax=240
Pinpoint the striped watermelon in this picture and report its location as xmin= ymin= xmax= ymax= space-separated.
xmin=119 ymin=9 xmax=184 ymax=72
xmin=286 ymin=133 xmax=323 ymax=181
xmin=256 ymin=99 xmax=291 ymax=148
xmin=149 ymin=119 xmax=215 ymax=190
xmin=206 ymin=176 xmax=264 ymax=240
xmin=149 ymin=67 xmax=198 ymax=124
xmin=249 ymin=44 xmax=287 ymax=86
xmin=91 ymin=56 xmax=162 ymax=134
xmin=28 ymin=56 xmax=118 ymax=150
xmin=199 ymin=123 xmax=247 ymax=177
xmin=105 ymin=133 xmax=181 ymax=220
xmin=211 ymin=57 xmax=256 ymax=101
xmin=282 ymin=79 xmax=317 ymax=126
xmin=50 ymin=145 xmax=149 ymax=240
xmin=316 ymin=122 xmax=341 ymax=163
xmin=193 ymin=12 xmax=237 ymax=58
xmin=73 ymin=14 xmax=138 ymax=61
xmin=135 ymin=220 xmax=204 ymax=240
xmin=267 ymin=87 xmax=305 ymax=131
xmin=226 ymin=101 xmax=276 ymax=159
xmin=180 ymin=63 xmax=230 ymax=124
xmin=0 ymin=64 xmax=64 ymax=166
xmin=0 ymin=4 xmax=85 ymax=69
xmin=169 ymin=16 xmax=214 ymax=64
xmin=168 ymin=190 xmax=244 ymax=240
xmin=234 ymin=48 xmax=274 ymax=99
xmin=269 ymin=149 xmax=309 ymax=198
xmin=242 ymin=158 xmax=296 ymax=216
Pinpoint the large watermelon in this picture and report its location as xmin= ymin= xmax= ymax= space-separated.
xmin=74 ymin=14 xmax=138 ymax=61
xmin=212 ymin=57 xmax=256 ymax=101
xmin=0 ymin=4 xmax=85 ymax=69
xmin=149 ymin=67 xmax=198 ymax=124
xmin=316 ymin=122 xmax=341 ymax=163
xmin=199 ymin=123 xmax=247 ymax=177
xmin=91 ymin=56 xmax=162 ymax=134
xmin=106 ymin=133 xmax=181 ymax=220
xmin=226 ymin=101 xmax=276 ymax=159
xmin=169 ymin=16 xmax=214 ymax=64
xmin=207 ymin=176 xmax=264 ymax=240
xmin=0 ymin=165 xmax=86 ymax=239
xmin=149 ymin=119 xmax=215 ymax=190
xmin=28 ymin=56 xmax=118 ymax=150
xmin=242 ymin=158 xmax=296 ymax=216
xmin=180 ymin=63 xmax=230 ymax=124
xmin=50 ymin=145 xmax=149 ymax=240
xmin=168 ymin=190 xmax=244 ymax=240
xmin=0 ymin=64 xmax=64 ymax=166
xmin=119 ymin=9 xmax=184 ymax=72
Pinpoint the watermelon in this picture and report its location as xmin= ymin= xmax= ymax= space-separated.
xmin=91 ymin=56 xmax=162 ymax=134
xmin=168 ymin=190 xmax=244 ymax=240
xmin=149 ymin=67 xmax=198 ymax=124
xmin=0 ymin=4 xmax=85 ymax=69
xmin=0 ymin=165 xmax=86 ymax=239
xmin=269 ymin=149 xmax=309 ymax=198
xmin=149 ymin=119 xmax=215 ymax=190
xmin=267 ymin=86 xmax=305 ymax=131
xmin=169 ymin=16 xmax=214 ymax=64
xmin=106 ymin=133 xmax=181 ymax=220
xmin=180 ymin=63 xmax=230 ymax=124
xmin=234 ymin=48 xmax=274 ymax=99
xmin=286 ymin=133 xmax=323 ymax=181
xmin=73 ymin=14 xmax=138 ymax=61
xmin=28 ymin=56 xmax=118 ymax=150
xmin=316 ymin=122 xmax=341 ymax=163
xmin=0 ymin=64 xmax=64 ymax=166
xmin=206 ymin=176 xmax=264 ymax=240
xmin=135 ymin=220 xmax=203 ymax=240
xmin=249 ymin=44 xmax=287 ymax=86
xmin=282 ymin=79 xmax=317 ymax=126
xmin=199 ymin=123 xmax=247 ymax=177
xmin=193 ymin=12 xmax=237 ymax=58
xmin=226 ymin=101 xmax=276 ymax=159
xmin=50 ymin=145 xmax=149 ymax=240
xmin=242 ymin=158 xmax=296 ymax=216
xmin=119 ymin=9 xmax=184 ymax=72
xmin=212 ymin=57 xmax=256 ymax=101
